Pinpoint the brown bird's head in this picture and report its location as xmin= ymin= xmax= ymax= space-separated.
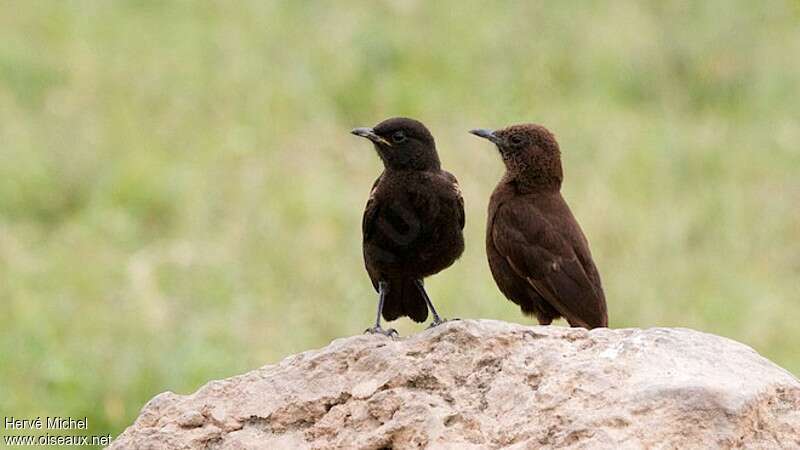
xmin=470 ymin=123 xmax=563 ymax=190
xmin=351 ymin=117 xmax=441 ymax=171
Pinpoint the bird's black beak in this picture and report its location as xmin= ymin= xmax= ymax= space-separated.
xmin=469 ymin=128 xmax=500 ymax=144
xmin=351 ymin=127 xmax=391 ymax=146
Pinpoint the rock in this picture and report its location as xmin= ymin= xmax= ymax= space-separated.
xmin=108 ymin=320 xmax=800 ymax=449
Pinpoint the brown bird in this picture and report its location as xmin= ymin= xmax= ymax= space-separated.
xmin=352 ymin=117 xmax=465 ymax=336
xmin=470 ymin=124 xmax=608 ymax=329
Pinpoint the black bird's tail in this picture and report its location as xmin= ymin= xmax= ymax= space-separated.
xmin=381 ymin=279 xmax=428 ymax=323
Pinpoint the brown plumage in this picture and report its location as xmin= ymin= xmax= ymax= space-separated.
xmin=470 ymin=124 xmax=608 ymax=329
xmin=352 ymin=117 xmax=465 ymax=336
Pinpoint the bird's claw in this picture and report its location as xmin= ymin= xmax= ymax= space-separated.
xmin=364 ymin=326 xmax=399 ymax=337
xmin=427 ymin=317 xmax=456 ymax=329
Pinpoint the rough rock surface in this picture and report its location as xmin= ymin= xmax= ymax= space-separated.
xmin=109 ymin=320 xmax=800 ymax=449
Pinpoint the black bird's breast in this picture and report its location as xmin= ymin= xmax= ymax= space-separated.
xmin=363 ymin=170 xmax=465 ymax=284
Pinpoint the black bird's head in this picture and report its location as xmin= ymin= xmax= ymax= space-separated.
xmin=351 ymin=117 xmax=441 ymax=171
xmin=470 ymin=123 xmax=563 ymax=190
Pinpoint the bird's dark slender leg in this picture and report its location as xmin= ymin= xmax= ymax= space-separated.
xmin=365 ymin=281 xmax=398 ymax=337
xmin=415 ymin=279 xmax=448 ymax=328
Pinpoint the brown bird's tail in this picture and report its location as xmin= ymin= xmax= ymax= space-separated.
xmin=381 ymin=279 xmax=429 ymax=323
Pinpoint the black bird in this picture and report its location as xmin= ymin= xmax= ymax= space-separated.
xmin=470 ymin=124 xmax=608 ymax=329
xmin=352 ymin=117 xmax=465 ymax=336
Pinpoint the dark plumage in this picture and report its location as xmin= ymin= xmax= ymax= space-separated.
xmin=470 ymin=124 xmax=608 ymax=329
xmin=352 ymin=117 xmax=465 ymax=336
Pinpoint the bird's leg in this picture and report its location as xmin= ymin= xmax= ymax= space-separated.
xmin=415 ymin=279 xmax=449 ymax=328
xmin=365 ymin=281 xmax=398 ymax=337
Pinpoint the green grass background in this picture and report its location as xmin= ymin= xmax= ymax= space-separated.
xmin=1 ymin=0 xmax=799 ymax=442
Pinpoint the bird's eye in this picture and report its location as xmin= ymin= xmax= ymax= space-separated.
xmin=510 ymin=134 xmax=523 ymax=146
xmin=391 ymin=131 xmax=407 ymax=144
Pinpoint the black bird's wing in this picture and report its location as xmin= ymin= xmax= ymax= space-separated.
xmin=362 ymin=174 xmax=383 ymax=241
xmin=362 ymin=174 xmax=383 ymax=290
xmin=491 ymin=200 xmax=607 ymax=328
xmin=443 ymin=171 xmax=465 ymax=230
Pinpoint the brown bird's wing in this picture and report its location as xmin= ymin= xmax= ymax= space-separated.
xmin=491 ymin=200 xmax=607 ymax=328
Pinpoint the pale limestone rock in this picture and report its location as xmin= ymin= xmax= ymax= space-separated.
xmin=109 ymin=320 xmax=800 ymax=449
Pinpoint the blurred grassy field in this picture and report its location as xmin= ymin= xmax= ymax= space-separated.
xmin=1 ymin=0 xmax=799 ymax=442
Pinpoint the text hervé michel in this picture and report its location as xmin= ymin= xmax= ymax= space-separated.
xmin=4 ymin=416 xmax=88 ymax=430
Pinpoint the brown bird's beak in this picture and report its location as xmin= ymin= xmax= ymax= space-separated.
xmin=469 ymin=128 xmax=501 ymax=144
xmin=351 ymin=127 xmax=391 ymax=146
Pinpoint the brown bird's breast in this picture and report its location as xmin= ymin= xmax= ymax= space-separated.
xmin=486 ymin=179 xmax=607 ymax=328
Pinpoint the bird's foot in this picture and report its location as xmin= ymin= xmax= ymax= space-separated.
xmin=427 ymin=317 xmax=459 ymax=329
xmin=364 ymin=326 xmax=399 ymax=337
